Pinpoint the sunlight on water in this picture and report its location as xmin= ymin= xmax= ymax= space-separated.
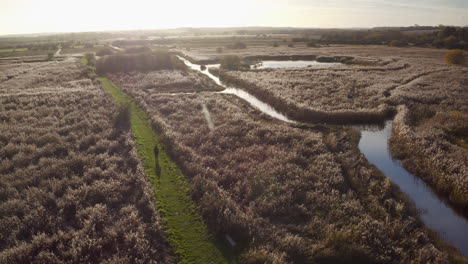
xmin=178 ymin=56 xmax=294 ymax=123
xmin=358 ymin=121 xmax=468 ymax=257
xmin=254 ymin=60 xmax=342 ymax=69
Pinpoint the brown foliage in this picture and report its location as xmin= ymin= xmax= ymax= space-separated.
xmin=445 ymin=49 xmax=466 ymax=65
xmin=0 ymin=60 xmax=173 ymax=263
xmin=111 ymin=70 xmax=458 ymax=262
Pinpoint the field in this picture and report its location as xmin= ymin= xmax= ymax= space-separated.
xmin=0 ymin=31 xmax=467 ymax=263
xmin=109 ymin=68 xmax=463 ymax=263
xmin=180 ymin=45 xmax=468 ymax=211
xmin=0 ymin=59 xmax=174 ymax=263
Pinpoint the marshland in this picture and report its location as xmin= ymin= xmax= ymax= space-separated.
xmin=1 ymin=3 xmax=468 ymax=263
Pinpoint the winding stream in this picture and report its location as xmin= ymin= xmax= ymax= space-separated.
xmin=178 ymin=56 xmax=468 ymax=256
xmin=179 ymin=57 xmax=293 ymax=123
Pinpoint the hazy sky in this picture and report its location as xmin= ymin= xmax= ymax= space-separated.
xmin=1 ymin=0 xmax=467 ymax=35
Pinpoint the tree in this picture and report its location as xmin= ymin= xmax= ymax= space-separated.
xmin=445 ymin=49 xmax=465 ymax=65
xmin=389 ymin=40 xmax=407 ymax=47
xmin=438 ymin=26 xmax=457 ymax=39
xmin=443 ymin=36 xmax=460 ymax=49
xmin=307 ymin=40 xmax=318 ymax=47
xmin=85 ymin=53 xmax=96 ymax=67
xmin=220 ymin=55 xmax=249 ymax=70
xmin=96 ymin=47 xmax=114 ymax=56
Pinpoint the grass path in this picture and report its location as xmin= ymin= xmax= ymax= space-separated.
xmin=99 ymin=77 xmax=230 ymax=264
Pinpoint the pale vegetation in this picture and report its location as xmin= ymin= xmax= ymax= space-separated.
xmin=0 ymin=60 xmax=174 ymax=263
xmin=108 ymin=69 xmax=464 ymax=263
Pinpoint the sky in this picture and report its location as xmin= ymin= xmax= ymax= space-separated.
xmin=1 ymin=0 xmax=467 ymax=35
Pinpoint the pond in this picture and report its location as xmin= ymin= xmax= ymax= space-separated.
xmin=253 ymin=60 xmax=342 ymax=69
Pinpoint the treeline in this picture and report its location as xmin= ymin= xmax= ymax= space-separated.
xmin=0 ymin=41 xmax=99 ymax=51
xmin=320 ymin=26 xmax=468 ymax=50
xmin=96 ymin=51 xmax=185 ymax=74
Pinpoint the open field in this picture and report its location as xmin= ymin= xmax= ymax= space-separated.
xmin=0 ymin=59 xmax=174 ymax=263
xmin=1 ymin=28 xmax=467 ymax=263
xmin=109 ymin=67 xmax=465 ymax=262
xmin=176 ymin=45 xmax=452 ymax=64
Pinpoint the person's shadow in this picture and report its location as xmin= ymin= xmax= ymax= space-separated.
xmin=154 ymin=146 xmax=161 ymax=177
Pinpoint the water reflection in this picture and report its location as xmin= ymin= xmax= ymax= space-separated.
xmin=254 ymin=60 xmax=342 ymax=69
xmin=358 ymin=121 xmax=468 ymax=257
xmin=178 ymin=56 xmax=293 ymax=123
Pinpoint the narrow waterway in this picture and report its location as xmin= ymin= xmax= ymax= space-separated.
xmin=178 ymin=57 xmax=293 ymax=123
xmin=358 ymin=121 xmax=468 ymax=256
xmin=178 ymin=56 xmax=468 ymax=257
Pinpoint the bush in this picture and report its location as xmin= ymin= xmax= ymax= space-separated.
xmin=445 ymin=49 xmax=465 ymax=65
xmin=389 ymin=40 xmax=407 ymax=47
xmin=307 ymin=40 xmax=318 ymax=47
xmin=220 ymin=55 xmax=249 ymax=70
xmin=443 ymin=36 xmax=459 ymax=49
xmin=227 ymin=42 xmax=247 ymax=49
xmin=47 ymin=52 xmax=54 ymax=61
xmin=114 ymin=103 xmax=131 ymax=131
xmin=273 ymin=42 xmax=279 ymax=47
xmin=96 ymin=47 xmax=114 ymax=56
xmin=408 ymin=105 xmax=436 ymax=126
xmin=216 ymin=47 xmax=223 ymax=53
xmin=288 ymin=43 xmax=294 ymax=47
xmin=84 ymin=53 xmax=96 ymax=67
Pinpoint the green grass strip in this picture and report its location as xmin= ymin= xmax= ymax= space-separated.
xmin=99 ymin=77 xmax=230 ymax=264
xmin=0 ymin=48 xmax=28 ymax=53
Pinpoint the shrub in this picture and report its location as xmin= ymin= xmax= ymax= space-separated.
xmin=220 ymin=55 xmax=250 ymax=70
xmin=443 ymin=36 xmax=459 ymax=49
xmin=408 ymin=105 xmax=436 ymax=126
xmin=227 ymin=42 xmax=247 ymax=49
xmin=216 ymin=47 xmax=223 ymax=53
xmin=389 ymin=40 xmax=407 ymax=47
xmin=445 ymin=49 xmax=465 ymax=65
xmin=113 ymin=103 xmax=131 ymax=131
xmin=47 ymin=52 xmax=54 ymax=61
xmin=96 ymin=47 xmax=114 ymax=56
xmin=273 ymin=42 xmax=279 ymax=47
xmin=288 ymin=43 xmax=294 ymax=47
xmin=84 ymin=53 xmax=96 ymax=67
xmin=307 ymin=40 xmax=318 ymax=47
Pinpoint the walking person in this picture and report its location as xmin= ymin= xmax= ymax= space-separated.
xmin=154 ymin=145 xmax=161 ymax=177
